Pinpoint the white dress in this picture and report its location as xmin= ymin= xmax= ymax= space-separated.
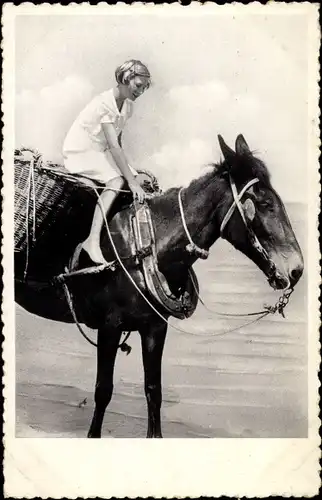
xmin=63 ymin=89 xmax=137 ymax=183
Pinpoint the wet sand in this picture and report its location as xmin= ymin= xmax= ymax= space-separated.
xmin=16 ymin=204 xmax=308 ymax=438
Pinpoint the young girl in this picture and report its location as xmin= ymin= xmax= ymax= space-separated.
xmin=63 ymin=59 xmax=151 ymax=267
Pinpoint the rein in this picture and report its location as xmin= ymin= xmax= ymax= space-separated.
xmin=178 ymin=175 xmax=291 ymax=318
xmin=59 ymin=176 xmax=294 ymax=347
xmin=94 ymin=188 xmax=292 ymax=337
xmin=60 ymin=187 xmax=265 ymax=343
xmin=92 ymin=189 xmax=214 ymax=338
xmin=188 ymin=267 xmax=294 ymax=320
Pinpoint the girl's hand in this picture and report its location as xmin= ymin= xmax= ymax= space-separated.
xmin=129 ymin=181 xmax=146 ymax=203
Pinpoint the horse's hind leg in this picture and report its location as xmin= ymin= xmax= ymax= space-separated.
xmin=88 ymin=326 xmax=122 ymax=438
xmin=139 ymin=321 xmax=167 ymax=438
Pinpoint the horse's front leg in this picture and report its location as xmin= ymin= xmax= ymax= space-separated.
xmin=88 ymin=326 xmax=122 ymax=438
xmin=139 ymin=321 xmax=167 ymax=438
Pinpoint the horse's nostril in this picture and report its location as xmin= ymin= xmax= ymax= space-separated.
xmin=290 ymin=266 xmax=303 ymax=283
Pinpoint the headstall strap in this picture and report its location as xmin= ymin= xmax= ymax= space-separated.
xmin=221 ymin=176 xmax=277 ymax=281
xmin=220 ymin=176 xmax=260 ymax=236
xmin=179 ymin=176 xmax=277 ymax=285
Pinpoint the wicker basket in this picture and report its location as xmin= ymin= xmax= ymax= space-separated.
xmin=14 ymin=153 xmax=96 ymax=252
xmin=14 ymin=149 xmax=161 ymax=254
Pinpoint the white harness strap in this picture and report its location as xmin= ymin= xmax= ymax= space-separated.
xmin=178 ymin=187 xmax=196 ymax=250
xmin=220 ymin=176 xmax=259 ymax=236
xmin=178 ymin=187 xmax=209 ymax=259
xmin=179 ymin=177 xmax=260 ymax=258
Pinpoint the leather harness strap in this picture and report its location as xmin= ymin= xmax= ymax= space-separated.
xmin=178 ymin=187 xmax=209 ymax=260
xmin=220 ymin=176 xmax=259 ymax=235
xmin=178 ymin=177 xmax=260 ymax=259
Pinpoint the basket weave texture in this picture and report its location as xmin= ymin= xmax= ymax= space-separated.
xmin=14 ymin=150 xmax=94 ymax=252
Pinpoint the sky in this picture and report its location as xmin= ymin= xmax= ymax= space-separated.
xmin=14 ymin=8 xmax=313 ymax=202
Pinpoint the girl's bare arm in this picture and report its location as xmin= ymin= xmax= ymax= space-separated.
xmin=102 ymin=123 xmax=145 ymax=202
xmin=102 ymin=123 xmax=135 ymax=185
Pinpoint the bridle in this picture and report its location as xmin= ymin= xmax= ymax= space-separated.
xmin=178 ymin=174 xmax=278 ymax=286
xmin=219 ymin=176 xmax=259 ymax=234
xmin=220 ymin=175 xmax=278 ymax=283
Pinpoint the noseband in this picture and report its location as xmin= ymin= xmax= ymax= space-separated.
xmin=178 ymin=175 xmax=277 ymax=282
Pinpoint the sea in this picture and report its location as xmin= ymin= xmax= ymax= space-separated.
xmin=15 ymin=202 xmax=309 ymax=438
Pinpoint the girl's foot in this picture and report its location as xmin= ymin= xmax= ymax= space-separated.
xmin=82 ymin=239 xmax=109 ymax=267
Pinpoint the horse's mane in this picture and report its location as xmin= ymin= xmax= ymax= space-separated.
xmin=155 ymin=149 xmax=271 ymax=207
xmin=215 ymin=149 xmax=271 ymax=186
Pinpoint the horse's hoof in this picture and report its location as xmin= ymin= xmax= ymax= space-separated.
xmin=87 ymin=432 xmax=101 ymax=438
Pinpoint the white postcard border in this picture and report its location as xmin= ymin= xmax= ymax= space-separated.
xmin=2 ymin=3 xmax=321 ymax=498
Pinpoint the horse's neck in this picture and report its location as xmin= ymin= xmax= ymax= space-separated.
xmin=153 ymin=177 xmax=223 ymax=270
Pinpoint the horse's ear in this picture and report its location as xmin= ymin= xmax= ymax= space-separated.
xmin=218 ymin=135 xmax=236 ymax=166
xmin=235 ymin=134 xmax=251 ymax=156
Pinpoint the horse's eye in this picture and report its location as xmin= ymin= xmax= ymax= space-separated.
xmin=258 ymin=200 xmax=273 ymax=210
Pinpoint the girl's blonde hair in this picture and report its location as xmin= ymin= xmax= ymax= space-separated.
xmin=115 ymin=60 xmax=151 ymax=88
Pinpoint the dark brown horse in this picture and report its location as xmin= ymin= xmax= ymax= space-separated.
xmin=15 ymin=134 xmax=304 ymax=438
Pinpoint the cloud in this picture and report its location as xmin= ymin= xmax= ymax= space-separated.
xmin=152 ymin=79 xmax=263 ymax=153
xmin=15 ymin=75 xmax=94 ymax=162
xmin=168 ymin=80 xmax=231 ymax=106
xmin=165 ymin=80 xmax=232 ymax=141
xmin=138 ymin=80 xmax=262 ymax=190
xmin=141 ymin=138 xmax=215 ymax=190
xmin=138 ymin=78 xmax=306 ymax=202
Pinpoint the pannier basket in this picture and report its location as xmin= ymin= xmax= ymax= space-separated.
xmin=14 ymin=150 xmax=97 ymax=252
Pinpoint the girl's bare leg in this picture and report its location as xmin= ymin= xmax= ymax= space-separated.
xmin=82 ymin=177 xmax=125 ymax=265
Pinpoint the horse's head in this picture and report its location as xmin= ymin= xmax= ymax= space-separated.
xmin=216 ymin=134 xmax=304 ymax=290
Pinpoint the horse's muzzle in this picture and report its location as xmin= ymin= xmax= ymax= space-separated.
xmin=268 ymin=272 xmax=290 ymax=291
xmin=288 ymin=263 xmax=304 ymax=287
xmin=268 ymin=261 xmax=304 ymax=290
xmin=266 ymin=246 xmax=304 ymax=290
